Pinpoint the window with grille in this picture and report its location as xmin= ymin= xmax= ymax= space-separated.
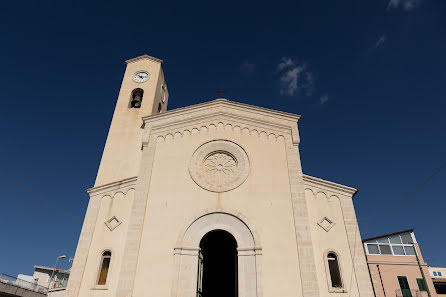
xmin=97 ymin=251 xmax=111 ymax=285
xmin=327 ymin=252 xmax=343 ymax=289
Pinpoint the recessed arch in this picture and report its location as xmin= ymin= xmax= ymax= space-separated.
xmin=175 ymin=208 xmax=261 ymax=249
xmin=172 ymin=209 xmax=262 ymax=297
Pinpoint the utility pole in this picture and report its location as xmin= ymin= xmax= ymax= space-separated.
xmin=216 ymin=89 xmax=227 ymax=97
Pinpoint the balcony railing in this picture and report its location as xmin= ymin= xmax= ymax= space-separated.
xmin=49 ymin=279 xmax=68 ymax=290
xmin=0 ymin=272 xmax=48 ymax=294
xmin=396 ymin=289 xmax=422 ymax=297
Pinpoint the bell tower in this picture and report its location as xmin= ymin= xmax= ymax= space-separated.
xmin=94 ymin=54 xmax=168 ymax=186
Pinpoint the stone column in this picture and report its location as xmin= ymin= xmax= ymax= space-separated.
xmin=238 ymin=248 xmax=260 ymax=297
xmin=174 ymin=248 xmax=200 ymax=297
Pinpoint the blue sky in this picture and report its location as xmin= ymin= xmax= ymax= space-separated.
xmin=1 ymin=0 xmax=445 ymax=276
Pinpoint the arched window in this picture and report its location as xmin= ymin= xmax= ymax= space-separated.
xmin=97 ymin=251 xmax=111 ymax=285
xmin=160 ymin=84 xmax=166 ymax=103
xmin=130 ymin=88 xmax=143 ymax=108
xmin=326 ymin=252 xmax=343 ymax=289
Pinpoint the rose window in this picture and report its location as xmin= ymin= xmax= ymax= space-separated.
xmin=203 ymin=152 xmax=237 ymax=181
xmin=189 ymin=140 xmax=250 ymax=192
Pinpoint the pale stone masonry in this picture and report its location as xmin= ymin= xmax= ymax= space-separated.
xmin=65 ymin=54 xmax=375 ymax=297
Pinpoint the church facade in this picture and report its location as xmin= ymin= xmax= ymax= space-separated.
xmin=65 ymin=55 xmax=374 ymax=297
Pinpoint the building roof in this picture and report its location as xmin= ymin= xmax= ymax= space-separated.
xmin=362 ymin=229 xmax=414 ymax=242
xmin=34 ymin=265 xmax=70 ymax=274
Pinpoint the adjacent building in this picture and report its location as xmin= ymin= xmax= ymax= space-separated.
xmin=363 ymin=229 xmax=436 ymax=297
xmin=15 ymin=265 xmax=69 ymax=297
xmin=429 ymin=267 xmax=446 ymax=297
xmin=32 ymin=266 xmax=69 ymax=295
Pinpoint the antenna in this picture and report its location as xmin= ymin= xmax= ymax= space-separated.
xmin=216 ymin=89 xmax=227 ymax=97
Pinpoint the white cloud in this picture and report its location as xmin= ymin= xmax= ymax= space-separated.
xmin=276 ymin=57 xmax=295 ymax=72
xmin=240 ymin=60 xmax=255 ymax=73
xmin=387 ymin=0 xmax=421 ymax=11
xmin=276 ymin=57 xmax=314 ymax=97
xmin=320 ymin=94 xmax=329 ymax=104
xmin=374 ymin=35 xmax=387 ymax=49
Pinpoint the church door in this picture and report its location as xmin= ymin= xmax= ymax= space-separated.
xmin=197 ymin=251 xmax=203 ymax=297
xmin=199 ymin=230 xmax=238 ymax=297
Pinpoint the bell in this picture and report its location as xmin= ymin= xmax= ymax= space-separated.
xmin=131 ymin=94 xmax=142 ymax=108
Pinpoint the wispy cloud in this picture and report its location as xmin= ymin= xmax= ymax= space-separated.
xmin=276 ymin=57 xmax=314 ymax=96
xmin=387 ymin=0 xmax=421 ymax=11
xmin=240 ymin=60 xmax=255 ymax=74
xmin=276 ymin=57 xmax=295 ymax=72
xmin=374 ymin=34 xmax=387 ymax=49
xmin=319 ymin=94 xmax=329 ymax=105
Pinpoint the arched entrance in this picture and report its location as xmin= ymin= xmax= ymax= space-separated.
xmin=199 ymin=230 xmax=238 ymax=297
xmin=172 ymin=210 xmax=262 ymax=297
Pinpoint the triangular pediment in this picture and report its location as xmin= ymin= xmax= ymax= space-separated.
xmin=142 ymin=98 xmax=301 ymax=145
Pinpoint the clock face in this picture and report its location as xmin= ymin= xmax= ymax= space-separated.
xmin=133 ymin=71 xmax=149 ymax=83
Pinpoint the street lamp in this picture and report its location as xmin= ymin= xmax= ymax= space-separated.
xmin=48 ymin=255 xmax=66 ymax=289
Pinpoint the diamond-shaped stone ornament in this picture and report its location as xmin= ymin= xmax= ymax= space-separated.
xmin=318 ymin=217 xmax=334 ymax=232
xmin=105 ymin=216 xmax=122 ymax=231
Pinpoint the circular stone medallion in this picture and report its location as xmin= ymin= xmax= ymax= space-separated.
xmin=189 ymin=140 xmax=250 ymax=193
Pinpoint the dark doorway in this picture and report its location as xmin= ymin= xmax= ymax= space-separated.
xmin=199 ymin=230 xmax=238 ymax=297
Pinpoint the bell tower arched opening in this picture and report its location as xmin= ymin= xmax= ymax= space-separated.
xmin=199 ymin=230 xmax=238 ymax=297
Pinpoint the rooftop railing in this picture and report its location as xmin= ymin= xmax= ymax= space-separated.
xmin=396 ymin=289 xmax=422 ymax=297
xmin=0 ymin=272 xmax=48 ymax=294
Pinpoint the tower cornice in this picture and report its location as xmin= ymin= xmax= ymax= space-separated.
xmin=125 ymin=54 xmax=164 ymax=65
xmin=303 ymin=174 xmax=358 ymax=197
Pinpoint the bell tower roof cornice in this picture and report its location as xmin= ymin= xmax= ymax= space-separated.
xmin=125 ymin=54 xmax=164 ymax=65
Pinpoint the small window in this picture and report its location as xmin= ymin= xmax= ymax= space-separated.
xmin=161 ymin=84 xmax=166 ymax=103
xmin=417 ymin=278 xmax=427 ymax=291
xmin=327 ymin=252 xmax=343 ymax=288
xmin=97 ymin=251 xmax=111 ymax=285
xmin=400 ymin=233 xmax=413 ymax=244
xmin=433 ymin=271 xmax=438 ymax=276
xmin=404 ymin=246 xmax=416 ymax=256
xmin=379 ymin=244 xmax=392 ymax=255
xmin=367 ymin=244 xmax=380 ymax=254
xmin=392 ymin=245 xmax=405 ymax=255
xmin=389 ymin=235 xmax=402 ymax=244
xmin=157 ymin=102 xmax=162 ymax=113
xmin=439 ymin=271 xmax=443 ymax=276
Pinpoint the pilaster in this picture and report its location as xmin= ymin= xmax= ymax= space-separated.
xmin=116 ymin=135 xmax=157 ymax=297
xmin=285 ymin=136 xmax=320 ymax=297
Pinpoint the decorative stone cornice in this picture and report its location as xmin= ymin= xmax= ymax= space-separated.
xmin=143 ymin=98 xmax=301 ymax=124
xmin=303 ymin=174 xmax=358 ymax=198
xmin=87 ymin=176 xmax=137 ymax=197
xmin=125 ymin=54 xmax=163 ymax=65
xmin=141 ymin=98 xmax=301 ymax=145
